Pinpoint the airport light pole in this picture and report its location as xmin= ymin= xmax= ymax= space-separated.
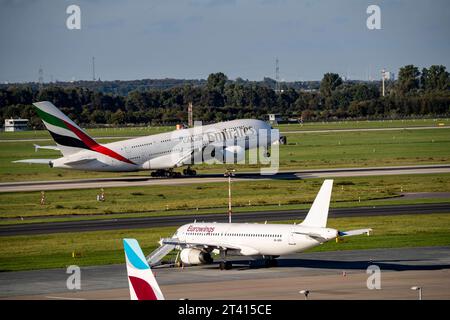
xmin=299 ymin=290 xmax=310 ymax=300
xmin=224 ymin=169 xmax=235 ymax=223
xmin=411 ymin=286 xmax=422 ymax=300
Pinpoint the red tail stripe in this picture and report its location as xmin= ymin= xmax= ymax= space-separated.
xmin=129 ymin=276 xmax=158 ymax=300
xmin=63 ymin=120 xmax=135 ymax=165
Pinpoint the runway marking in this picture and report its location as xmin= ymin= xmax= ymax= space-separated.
xmin=45 ymin=296 xmax=86 ymax=300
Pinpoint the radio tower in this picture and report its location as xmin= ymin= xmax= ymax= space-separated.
xmin=92 ymin=57 xmax=96 ymax=81
xmin=188 ymin=102 xmax=193 ymax=128
xmin=275 ymin=57 xmax=280 ymax=93
xmin=38 ymin=66 xmax=44 ymax=89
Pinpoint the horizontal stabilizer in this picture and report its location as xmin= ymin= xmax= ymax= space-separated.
xmin=13 ymin=159 xmax=54 ymax=164
xmin=338 ymin=228 xmax=372 ymax=237
xmin=294 ymin=231 xmax=327 ymax=243
xmin=34 ymin=144 xmax=60 ymax=152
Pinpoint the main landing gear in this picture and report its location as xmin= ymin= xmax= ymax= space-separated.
xmin=150 ymin=167 xmax=197 ymax=178
xmin=219 ymin=261 xmax=233 ymax=270
xmin=219 ymin=250 xmax=232 ymax=270
xmin=182 ymin=167 xmax=197 ymax=176
xmin=150 ymin=169 xmax=181 ymax=178
xmin=264 ymin=258 xmax=278 ymax=268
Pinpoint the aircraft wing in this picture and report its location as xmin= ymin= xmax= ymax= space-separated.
xmin=338 ymin=228 xmax=372 ymax=237
xmin=293 ymin=231 xmax=329 ymax=243
xmin=63 ymin=158 xmax=97 ymax=166
xmin=162 ymin=238 xmax=240 ymax=250
xmin=174 ymin=149 xmax=194 ymax=167
xmin=13 ymin=159 xmax=54 ymax=164
xmin=161 ymin=238 xmax=259 ymax=255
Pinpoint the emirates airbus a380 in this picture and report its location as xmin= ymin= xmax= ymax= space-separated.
xmin=14 ymin=101 xmax=278 ymax=177
xmin=148 ymin=180 xmax=372 ymax=270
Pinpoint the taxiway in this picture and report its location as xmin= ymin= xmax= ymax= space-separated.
xmin=1 ymin=246 xmax=449 ymax=300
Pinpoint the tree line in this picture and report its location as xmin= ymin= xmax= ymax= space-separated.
xmin=0 ymin=64 xmax=448 ymax=128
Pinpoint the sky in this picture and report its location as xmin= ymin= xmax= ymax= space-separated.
xmin=0 ymin=0 xmax=449 ymax=83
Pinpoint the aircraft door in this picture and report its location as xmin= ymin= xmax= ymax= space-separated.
xmin=288 ymin=230 xmax=296 ymax=245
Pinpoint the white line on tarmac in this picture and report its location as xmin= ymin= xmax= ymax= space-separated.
xmin=45 ymin=296 xmax=86 ymax=300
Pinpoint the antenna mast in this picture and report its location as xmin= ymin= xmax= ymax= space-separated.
xmin=38 ymin=66 xmax=44 ymax=90
xmin=188 ymin=102 xmax=193 ymax=128
xmin=92 ymin=56 xmax=96 ymax=81
xmin=225 ymin=169 xmax=235 ymax=223
xmin=275 ymin=57 xmax=280 ymax=93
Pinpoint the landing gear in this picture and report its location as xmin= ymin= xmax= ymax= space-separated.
xmin=219 ymin=261 xmax=233 ymax=270
xmin=264 ymin=257 xmax=278 ymax=268
xmin=183 ymin=167 xmax=197 ymax=176
xmin=219 ymin=250 xmax=232 ymax=270
xmin=150 ymin=169 xmax=182 ymax=178
xmin=261 ymin=146 xmax=270 ymax=158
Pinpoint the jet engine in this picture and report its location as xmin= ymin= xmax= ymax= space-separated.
xmin=212 ymin=145 xmax=245 ymax=164
xmin=180 ymin=248 xmax=213 ymax=265
xmin=224 ymin=145 xmax=245 ymax=163
xmin=202 ymin=144 xmax=245 ymax=164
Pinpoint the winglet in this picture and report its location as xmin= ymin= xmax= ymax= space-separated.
xmin=300 ymin=180 xmax=333 ymax=228
xmin=123 ymin=238 xmax=165 ymax=300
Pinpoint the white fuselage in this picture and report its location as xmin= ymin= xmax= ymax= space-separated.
xmin=52 ymin=119 xmax=274 ymax=171
xmin=174 ymin=222 xmax=339 ymax=257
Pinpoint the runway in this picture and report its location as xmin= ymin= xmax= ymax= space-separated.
xmin=1 ymin=164 xmax=449 ymax=193
xmin=1 ymin=203 xmax=449 ymax=236
xmin=1 ymin=246 xmax=449 ymax=299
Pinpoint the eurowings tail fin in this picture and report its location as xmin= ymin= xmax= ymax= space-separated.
xmin=300 ymin=179 xmax=333 ymax=228
xmin=123 ymin=238 xmax=165 ymax=300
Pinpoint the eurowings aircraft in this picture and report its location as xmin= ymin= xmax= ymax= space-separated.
xmin=123 ymin=238 xmax=164 ymax=300
xmin=148 ymin=180 xmax=372 ymax=269
xmin=14 ymin=101 xmax=276 ymax=177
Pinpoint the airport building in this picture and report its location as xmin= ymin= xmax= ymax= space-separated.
xmin=4 ymin=118 xmax=29 ymax=132
xmin=268 ymin=114 xmax=282 ymax=125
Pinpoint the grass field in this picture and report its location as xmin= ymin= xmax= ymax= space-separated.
xmin=277 ymin=118 xmax=448 ymax=131
xmin=0 ymin=174 xmax=449 ymax=223
xmin=1 ymin=127 xmax=449 ymax=182
xmin=0 ymin=213 xmax=449 ymax=272
xmin=0 ymin=119 xmax=447 ymax=140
